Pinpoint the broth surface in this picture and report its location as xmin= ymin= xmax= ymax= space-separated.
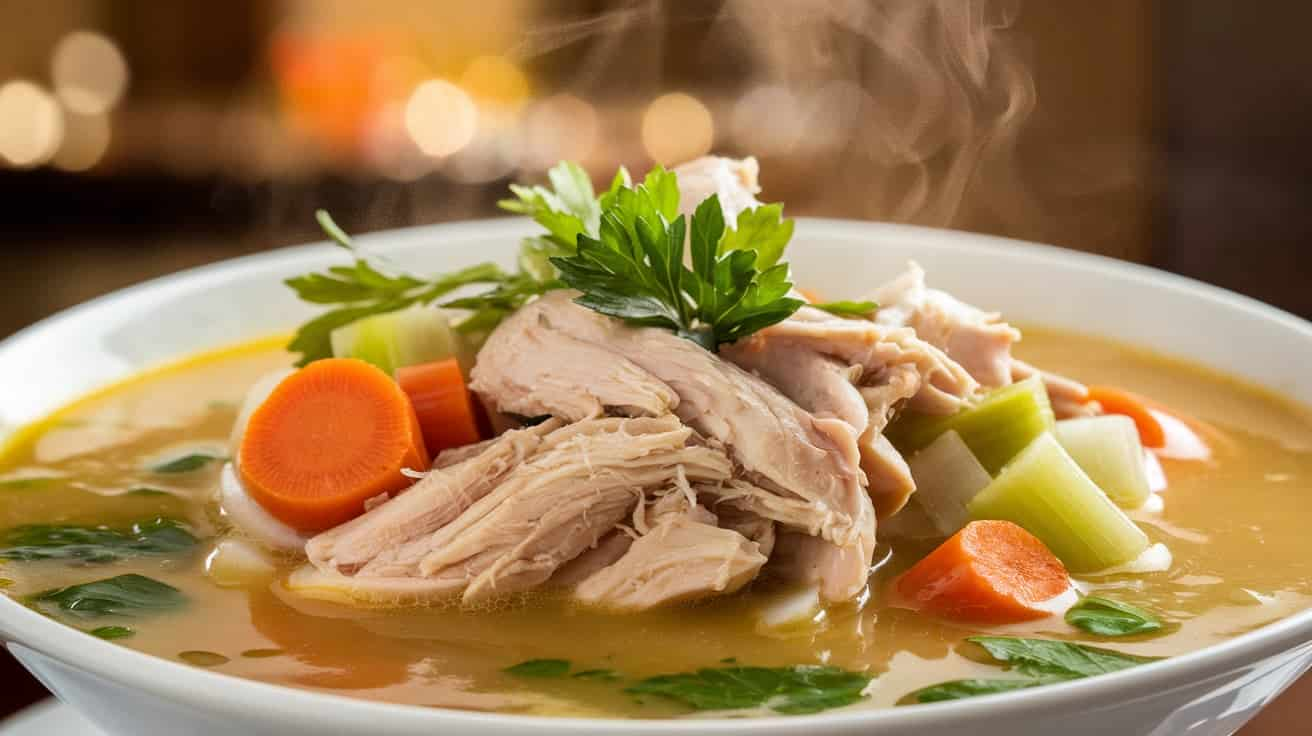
xmin=1 ymin=330 xmax=1310 ymax=717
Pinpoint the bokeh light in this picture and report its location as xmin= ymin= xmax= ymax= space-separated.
xmin=641 ymin=92 xmax=713 ymax=165
xmin=520 ymin=94 xmax=598 ymax=170
xmin=404 ymin=79 xmax=478 ymax=158
xmin=52 ymin=111 xmax=111 ymax=172
xmin=0 ymin=81 xmax=65 ymax=168
xmin=51 ymin=31 xmax=129 ymax=115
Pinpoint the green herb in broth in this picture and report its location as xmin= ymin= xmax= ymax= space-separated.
xmin=1065 ymin=596 xmax=1165 ymax=637
xmin=907 ymin=637 xmax=1158 ymax=703
xmin=504 ymin=659 xmax=572 ymax=678
xmin=0 ymin=477 xmax=58 ymax=491
xmin=0 ymin=518 xmax=196 ymax=563
xmin=572 ymin=669 xmax=621 ymax=682
xmin=178 ymin=650 xmax=229 ymax=667
xmin=89 ymin=625 xmax=135 ymax=640
xmin=149 ymin=454 xmax=223 ymax=474
xmin=910 ymin=678 xmax=1047 ymax=703
xmin=626 ymin=665 xmax=872 ymax=715
xmin=30 ymin=574 xmax=186 ymax=619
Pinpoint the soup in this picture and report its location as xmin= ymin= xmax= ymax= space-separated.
xmin=1 ymin=156 xmax=1310 ymax=719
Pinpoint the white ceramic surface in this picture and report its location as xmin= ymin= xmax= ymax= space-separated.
xmin=1 ymin=218 xmax=1310 ymax=736
xmin=0 ymin=701 xmax=103 ymax=736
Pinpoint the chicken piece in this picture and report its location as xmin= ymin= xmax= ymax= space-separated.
xmin=549 ymin=530 xmax=635 ymax=588
xmin=574 ymin=504 xmax=767 ymax=611
xmin=306 ymin=420 xmax=561 ymax=574
xmin=473 ymin=292 xmax=872 ymax=552
xmin=870 ymin=262 xmax=1020 ymax=389
xmin=304 ymin=416 xmax=737 ymax=606
xmin=768 ymin=529 xmax=874 ymax=604
xmin=672 ymin=155 xmax=763 ymax=223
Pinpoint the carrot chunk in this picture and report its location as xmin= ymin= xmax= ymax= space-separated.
xmin=395 ymin=358 xmax=483 ymax=454
xmin=1085 ymin=385 xmax=1167 ymax=449
xmin=239 ymin=358 xmax=429 ymax=532
xmin=894 ymin=520 xmax=1071 ymax=625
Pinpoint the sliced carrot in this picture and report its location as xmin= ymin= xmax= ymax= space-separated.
xmin=396 ymin=358 xmax=483 ymax=454
xmin=239 ymin=358 xmax=429 ymax=532
xmin=1085 ymin=385 xmax=1167 ymax=449
xmin=894 ymin=520 xmax=1071 ymax=625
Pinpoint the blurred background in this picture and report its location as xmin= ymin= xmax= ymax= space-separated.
xmin=0 ymin=0 xmax=1309 ymax=732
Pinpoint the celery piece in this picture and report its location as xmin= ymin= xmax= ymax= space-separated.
xmin=329 ymin=306 xmax=460 ymax=376
xmin=1055 ymin=416 xmax=1152 ymax=509
xmin=888 ymin=376 xmax=1056 ymax=474
xmin=967 ymin=433 xmax=1149 ymax=572
xmin=907 ymin=430 xmax=992 ymax=536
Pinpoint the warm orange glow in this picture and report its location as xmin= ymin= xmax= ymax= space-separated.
xmin=51 ymin=31 xmax=129 ymax=115
xmin=459 ymin=55 xmax=530 ymax=109
xmin=0 ymin=81 xmax=64 ymax=167
xmin=641 ymin=92 xmax=713 ymax=165
xmin=404 ymin=80 xmax=478 ymax=157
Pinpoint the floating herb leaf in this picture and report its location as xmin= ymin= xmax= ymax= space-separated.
xmin=907 ymin=637 xmax=1160 ymax=704
xmin=0 ymin=476 xmax=57 ymax=491
xmin=0 ymin=519 xmax=197 ymax=563
xmin=89 ymin=625 xmax=135 ymax=640
xmin=970 ymin=636 xmax=1160 ymax=679
xmin=1066 ymin=596 xmax=1165 ymax=637
xmin=910 ymin=678 xmax=1046 ymax=703
xmin=811 ymin=300 xmax=879 ymax=318
xmin=240 ymin=648 xmax=284 ymax=659
xmin=30 ymin=574 xmax=186 ymax=619
xmin=179 ymin=650 xmax=229 ymax=667
xmin=150 ymin=454 xmax=222 ymax=474
xmin=572 ymin=669 xmax=621 ymax=682
xmin=718 ymin=203 xmax=795 ymax=269
xmin=626 ymin=665 xmax=871 ymax=715
xmin=504 ymin=659 xmax=571 ymax=678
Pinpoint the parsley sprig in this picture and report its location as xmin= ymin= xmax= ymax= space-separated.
xmin=549 ymin=170 xmax=805 ymax=351
xmin=286 ymin=159 xmax=827 ymax=364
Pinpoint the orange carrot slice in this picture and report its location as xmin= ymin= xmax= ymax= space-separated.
xmin=239 ymin=358 xmax=429 ymax=532
xmin=1085 ymin=385 xmax=1167 ymax=449
xmin=894 ymin=520 xmax=1072 ymax=625
xmin=396 ymin=358 xmax=483 ymax=454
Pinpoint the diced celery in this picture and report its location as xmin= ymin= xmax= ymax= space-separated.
xmin=1055 ymin=416 xmax=1152 ymax=509
xmin=330 ymin=306 xmax=460 ymax=376
xmin=907 ymin=430 xmax=992 ymax=536
xmin=888 ymin=375 xmax=1056 ymax=474
xmin=967 ymin=433 xmax=1149 ymax=572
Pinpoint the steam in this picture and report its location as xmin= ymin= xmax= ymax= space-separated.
xmin=715 ymin=0 xmax=1036 ymax=227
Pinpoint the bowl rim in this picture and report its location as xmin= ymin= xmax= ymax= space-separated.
xmin=1 ymin=216 xmax=1310 ymax=733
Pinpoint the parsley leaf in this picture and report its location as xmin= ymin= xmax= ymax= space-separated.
xmin=498 ymin=161 xmax=602 ymax=250
xmin=910 ymin=678 xmax=1047 ymax=703
xmin=285 ymin=211 xmax=518 ymax=366
xmin=551 ymin=181 xmax=805 ymax=351
xmin=0 ymin=518 xmax=197 ymax=563
xmin=907 ymin=636 xmax=1159 ymax=704
xmin=30 ymin=574 xmax=187 ymax=619
xmin=504 ymin=659 xmax=571 ymax=678
xmin=1065 ymin=596 xmax=1165 ymax=637
xmin=626 ymin=665 xmax=871 ymax=715
xmin=89 ymin=625 xmax=135 ymax=640
xmin=970 ymin=636 xmax=1159 ymax=679
xmin=719 ymin=203 xmax=795 ymax=269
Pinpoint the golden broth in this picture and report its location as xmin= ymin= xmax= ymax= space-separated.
xmin=1 ymin=330 xmax=1310 ymax=717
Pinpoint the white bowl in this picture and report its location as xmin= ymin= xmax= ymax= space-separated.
xmin=1 ymin=218 xmax=1310 ymax=736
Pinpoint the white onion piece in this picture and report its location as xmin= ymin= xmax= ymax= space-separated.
xmin=756 ymin=586 xmax=824 ymax=633
xmin=1089 ymin=542 xmax=1173 ymax=576
xmin=205 ymin=538 xmax=275 ymax=587
xmin=228 ymin=368 xmax=295 ymax=465
xmin=1029 ymin=584 xmax=1080 ymax=617
xmin=219 ymin=462 xmax=308 ymax=553
xmin=1143 ymin=450 xmax=1168 ymax=493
